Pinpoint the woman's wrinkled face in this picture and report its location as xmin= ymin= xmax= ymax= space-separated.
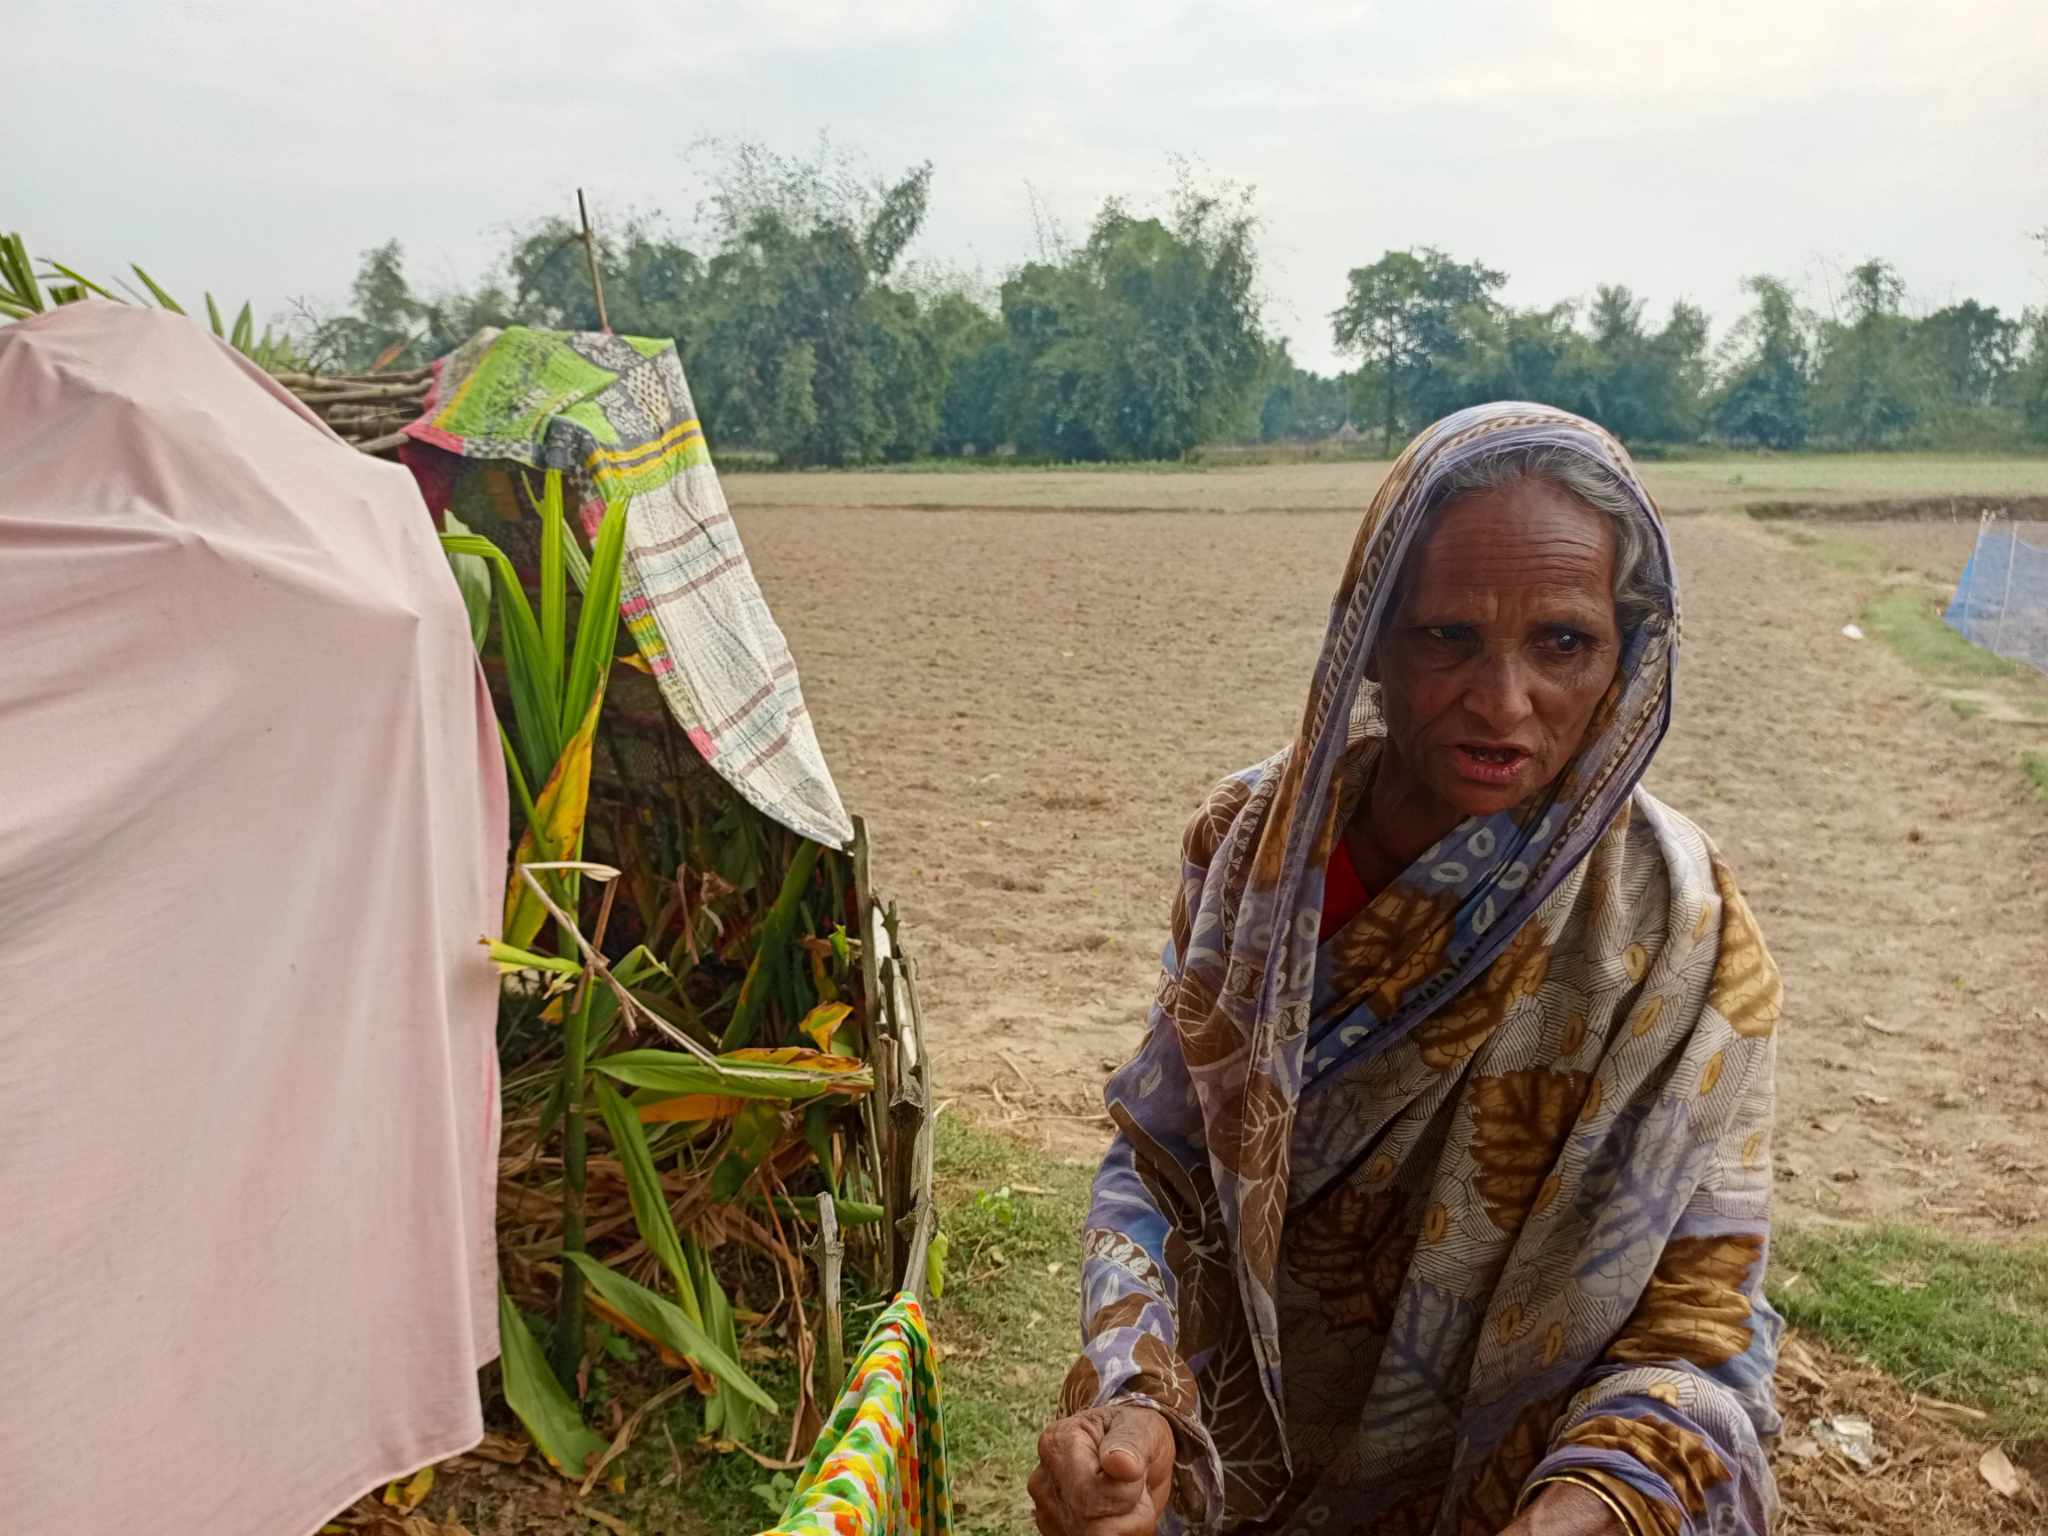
xmin=1374 ymin=478 xmax=1622 ymax=824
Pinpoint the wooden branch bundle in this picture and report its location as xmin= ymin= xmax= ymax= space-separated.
xmin=276 ymin=367 xmax=433 ymax=459
xmin=272 ymin=366 xmax=433 ymax=389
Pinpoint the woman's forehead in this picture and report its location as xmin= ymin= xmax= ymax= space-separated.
xmin=1409 ymin=487 xmax=1616 ymax=575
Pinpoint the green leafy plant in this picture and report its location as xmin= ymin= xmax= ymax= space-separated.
xmin=751 ymin=1472 xmax=798 ymax=1517
xmin=455 ymin=476 xmax=893 ymax=1478
xmin=0 ymin=229 xmax=299 ymax=368
xmin=488 ymin=868 xmax=874 ymax=1471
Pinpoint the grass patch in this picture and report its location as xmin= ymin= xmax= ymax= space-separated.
xmin=1771 ymin=1225 xmax=2048 ymax=1435
xmin=1777 ymin=528 xmax=1877 ymax=571
xmin=2023 ymin=751 xmax=2048 ymax=799
xmin=930 ymin=1115 xmax=1094 ymax=1534
xmin=1859 ymin=589 xmax=2020 ymax=685
xmin=421 ymin=1119 xmax=1094 ymax=1535
xmin=604 ymin=1353 xmax=807 ymax=1536
xmin=632 ymin=1115 xmax=1098 ymax=1535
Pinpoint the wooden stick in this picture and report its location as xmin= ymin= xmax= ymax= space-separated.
xmin=354 ymin=428 xmax=410 ymax=456
xmin=579 ymin=188 xmax=611 ymax=335
xmin=320 ymin=400 xmax=414 ymax=416
xmin=853 ymin=819 xmax=903 ymax=1280
xmin=896 ymin=953 xmax=939 ymax=1305
xmin=273 ymin=366 xmax=432 ymax=388
xmin=813 ymin=1193 xmax=846 ymax=1403
xmin=288 ymin=380 xmax=432 ymax=405
xmin=322 ymin=412 xmax=414 ymax=431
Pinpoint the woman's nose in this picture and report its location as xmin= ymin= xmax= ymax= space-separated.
xmin=1462 ymin=651 xmax=1536 ymax=731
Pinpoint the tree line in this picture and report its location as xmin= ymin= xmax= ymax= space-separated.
xmin=301 ymin=150 xmax=2048 ymax=464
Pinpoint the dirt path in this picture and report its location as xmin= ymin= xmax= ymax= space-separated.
xmin=735 ymin=497 xmax=2048 ymax=1237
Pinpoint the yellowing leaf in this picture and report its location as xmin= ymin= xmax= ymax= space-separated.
xmin=503 ymin=690 xmax=604 ymax=950
xmin=382 ymin=1466 xmax=435 ymax=1513
xmin=637 ymin=1093 xmax=744 ymax=1124
xmin=798 ymin=1002 xmax=853 ymax=1052
xmin=724 ymin=1046 xmax=868 ymax=1075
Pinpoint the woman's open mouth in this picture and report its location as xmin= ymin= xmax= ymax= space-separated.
xmin=1451 ymin=743 xmax=1532 ymax=786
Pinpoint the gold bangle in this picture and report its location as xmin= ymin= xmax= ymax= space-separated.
xmin=1524 ymin=1474 xmax=1640 ymax=1536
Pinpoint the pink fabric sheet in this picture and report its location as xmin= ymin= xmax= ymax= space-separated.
xmin=0 ymin=304 xmax=508 ymax=1535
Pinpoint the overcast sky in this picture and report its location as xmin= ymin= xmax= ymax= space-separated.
xmin=11 ymin=0 xmax=2045 ymax=373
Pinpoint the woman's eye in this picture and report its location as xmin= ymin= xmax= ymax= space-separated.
xmin=1424 ymin=625 xmax=1476 ymax=644
xmin=1554 ymin=631 xmax=1585 ymax=654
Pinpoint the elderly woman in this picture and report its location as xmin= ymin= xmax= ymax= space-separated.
xmin=1031 ymin=404 xmax=1782 ymax=1536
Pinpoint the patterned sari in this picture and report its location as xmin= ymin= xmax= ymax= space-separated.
xmin=1062 ymin=405 xmax=1783 ymax=1536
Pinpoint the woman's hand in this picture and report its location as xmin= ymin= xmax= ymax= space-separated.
xmin=1028 ymin=1403 xmax=1175 ymax=1536
xmin=1497 ymin=1480 xmax=1627 ymax=1536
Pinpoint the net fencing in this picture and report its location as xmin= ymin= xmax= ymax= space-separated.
xmin=1944 ymin=515 xmax=2048 ymax=675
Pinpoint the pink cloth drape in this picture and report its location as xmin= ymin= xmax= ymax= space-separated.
xmin=0 ymin=304 xmax=507 ymax=1535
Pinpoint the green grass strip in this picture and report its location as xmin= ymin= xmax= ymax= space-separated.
xmin=1771 ymin=1224 xmax=2048 ymax=1435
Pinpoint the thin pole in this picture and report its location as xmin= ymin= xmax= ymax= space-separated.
xmin=1990 ymin=512 xmax=2018 ymax=661
xmin=577 ymin=188 xmax=611 ymax=335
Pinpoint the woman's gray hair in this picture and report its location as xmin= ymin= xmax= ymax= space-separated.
xmin=1417 ymin=443 xmax=1668 ymax=635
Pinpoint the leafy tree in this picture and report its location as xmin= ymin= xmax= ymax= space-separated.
xmin=995 ymin=179 xmax=1267 ymax=460
xmin=1915 ymin=299 xmax=2021 ymax=407
xmin=1257 ymin=342 xmax=1350 ymax=440
xmin=1714 ymin=275 xmax=1813 ymax=449
xmin=686 ymin=154 xmax=939 ymax=465
xmin=300 ymin=241 xmax=513 ymax=370
xmin=282 ymin=154 xmax=2044 ymax=459
xmin=484 ymin=217 xmax=715 ymax=368
xmin=925 ymin=289 xmax=1008 ymax=454
xmin=996 ymin=256 xmax=1110 ymax=460
xmin=2018 ymin=308 xmax=2048 ymax=442
xmin=1427 ymin=301 xmax=1602 ymax=422
xmin=1584 ymin=286 xmax=1710 ymax=444
xmin=1812 ymin=259 xmax=1919 ymax=445
xmin=1330 ymin=248 xmax=1506 ymax=447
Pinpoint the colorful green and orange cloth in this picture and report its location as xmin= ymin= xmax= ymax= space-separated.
xmin=402 ymin=325 xmax=853 ymax=851
xmin=762 ymin=1294 xmax=952 ymax=1536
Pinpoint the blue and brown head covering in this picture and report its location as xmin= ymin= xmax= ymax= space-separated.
xmin=1073 ymin=402 xmax=1775 ymax=1535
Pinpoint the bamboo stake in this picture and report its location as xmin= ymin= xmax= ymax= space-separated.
xmin=896 ymin=954 xmax=939 ymax=1305
xmin=579 ymin=188 xmax=611 ymax=335
xmin=850 ymin=817 xmax=893 ymax=1273
xmin=812 ymin=1193 xmax=846 ymax=1402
